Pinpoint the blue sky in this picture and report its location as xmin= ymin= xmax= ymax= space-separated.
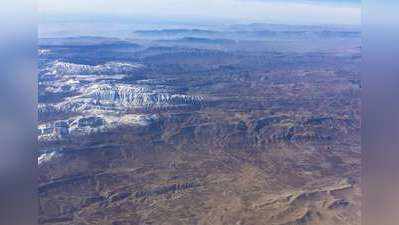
xmin=39 ymin=0 xmax=361 ymax=25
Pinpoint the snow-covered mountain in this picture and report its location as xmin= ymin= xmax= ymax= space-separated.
xmin=86 ymin=84 xmax=203 ymax=107
xmin=38 ymin=113 xmax=158 ymax=141
xmin=38 ymin=60 xmax=206 ymax=141
xmin=43 ymin=61 xmax=143 ymax=76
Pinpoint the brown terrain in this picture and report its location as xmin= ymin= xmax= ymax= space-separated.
xmin=38 ymin=28 xmax=361 ymax=225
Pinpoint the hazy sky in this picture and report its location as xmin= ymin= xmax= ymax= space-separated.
xmin=38 ymin=0 xmax=361 ymax=25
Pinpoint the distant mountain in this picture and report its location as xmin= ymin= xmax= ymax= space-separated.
xmin=229 ymin=23 xmax=361 ymax=32
xmin=134 ymin=29 xmax=220 ymax=36
xmin=161 ymin=37 xmax=236 ymax=45
xmin=39 ymin=36 xmax=140 ymax=48
xmin=133 ymin=25 xmax=360 ymax=41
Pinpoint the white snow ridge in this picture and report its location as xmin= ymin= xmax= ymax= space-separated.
xmin=38 ymin=60 xmax=205 ymax=141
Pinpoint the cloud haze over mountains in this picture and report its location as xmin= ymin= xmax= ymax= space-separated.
xmin=39 ymin=0 xmax=361 ymax=25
